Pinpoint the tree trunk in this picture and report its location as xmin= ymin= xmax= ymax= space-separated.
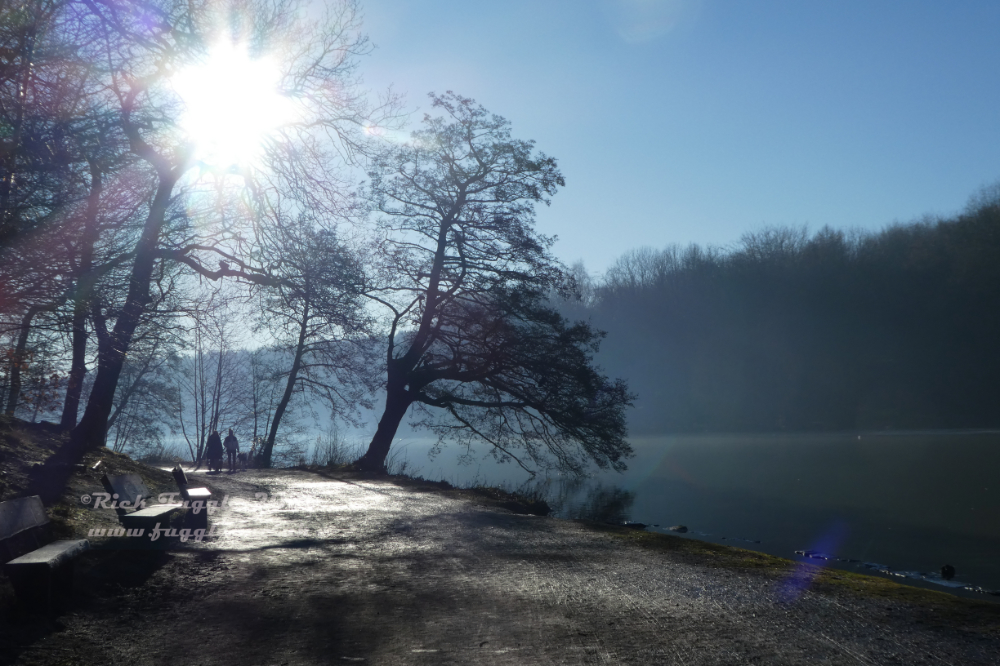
xmin=60 ymin=301 xmax=88 ymax=429
xmin=209 ymin=341 xmax=224 ymax=433
xmin=5 ymin=304 xmax=43 ymax=416
xmin=61 ymin=160 xmax=102 ymax=430
xmin=0 ymin=19 xmax=35 ymax=242
xmin=356 ymin=364 xmax=412 ymax=473
xmin=60 ymin=175 xmax=175 ymax=465
xmin=259 ymin=301 xmax=309 ymax=468
xmin=356 ymin=216 xmax=448 ymax=473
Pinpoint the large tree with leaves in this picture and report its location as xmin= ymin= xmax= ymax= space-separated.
xmin=355 ymin=92 xmax=633 ymax=476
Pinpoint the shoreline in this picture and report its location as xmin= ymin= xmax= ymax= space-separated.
xmin=4 ymin=463 xmax=1000 ymax=664
xmin=635 ymin=524 xmax=1000 ymax=603
xmin=189 ymin=461 xmax=1000 ymax=605
xmin=321 ymin=464 xmax=1000 ymax=609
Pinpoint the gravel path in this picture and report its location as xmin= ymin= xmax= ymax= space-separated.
xmin=4 ymin=467 xmax=998 ymax=665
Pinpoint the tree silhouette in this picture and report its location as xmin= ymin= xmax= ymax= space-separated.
xmin=254 ymin=219 xmax=374 ymax=468
xmin=15 ymin=0 xmax=387 ymax=502
xmin=356 ymin=92 xmax=633 ymax=475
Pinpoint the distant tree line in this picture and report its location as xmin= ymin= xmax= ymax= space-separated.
xmin=570 ymin=187 xmax=1000 ymax=433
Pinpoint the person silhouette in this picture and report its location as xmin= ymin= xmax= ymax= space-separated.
xmin=205 ymin=431 xmax=223 ymax=472
xmin=223 ymin=428 xmax=240 ymax=472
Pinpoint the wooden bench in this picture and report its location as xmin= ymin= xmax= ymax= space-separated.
xmin=171 ymin=466 xmax=212 ymax=529
xmin=1 ymin=495 xmax=90 ymax=612
xmin=101 ymin=473 xmax=183 ymax=532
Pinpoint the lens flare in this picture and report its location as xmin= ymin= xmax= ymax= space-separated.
xmin=778 ymin=520 xmax=849 ymax=602
xmin=170 ymin=41 xmax=295 ymax=168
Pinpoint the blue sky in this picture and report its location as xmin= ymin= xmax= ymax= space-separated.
xmin=360 ymin=0 xmax=1000 ymax=274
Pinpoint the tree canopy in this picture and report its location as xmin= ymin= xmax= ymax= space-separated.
xmin=0 ymin=0 xmax=635 ymax=489
xmin=355 ymin=92 xmax=633 ymax=475
xmin=0 ymin=0 xmax=398 ymax=501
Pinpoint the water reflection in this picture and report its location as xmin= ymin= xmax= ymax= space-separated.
xmin=545 ymin=479 xmax=636 ymax=524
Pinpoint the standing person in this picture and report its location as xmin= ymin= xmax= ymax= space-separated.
xmin=205 ymin=431 xmax=224 ymax=472
xmin=223 ymin=428 xmax=239 ymax=472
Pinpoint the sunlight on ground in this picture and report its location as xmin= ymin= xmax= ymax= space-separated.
xmin=206 ymin=477 xmax=396 ymax=554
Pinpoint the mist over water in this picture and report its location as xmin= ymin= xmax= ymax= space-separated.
xmin=392 ymin=431 xmax=1000 ymax=596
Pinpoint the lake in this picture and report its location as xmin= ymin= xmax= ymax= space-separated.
xmin=389 ymin=431 xmax=1000 ymax=599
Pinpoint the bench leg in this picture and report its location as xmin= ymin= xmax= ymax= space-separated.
xmin=7 ymin=567 xmax=54 ymax=614
xmin=52 ymin=561 xmax=74 ymax=592
xmin=185 ymin=508 xmax=209 ymax=530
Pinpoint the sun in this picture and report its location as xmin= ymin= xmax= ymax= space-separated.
xmin=170 ymin=42 xmax=295 ymax=169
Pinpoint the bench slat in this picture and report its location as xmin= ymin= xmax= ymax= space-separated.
xmin=102 ymin=473 xmax=151 ymax=509
xmin=0 ymin=496 xmax=48 ymax=541
xmin=171 ymin=465 xmax=190 ymax=487
xmin=120 ymin=504 xmax=183 ymax=531
xmin=123 ymin=504 xmax=182 ymax=519
xmin=0 ymin=496 xmax=91 ymax=612
xmin=4 ymin=539 xmax=89 ymax=569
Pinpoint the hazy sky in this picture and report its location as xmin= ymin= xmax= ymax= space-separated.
xmin=360 ymin=0 xmax=1000 ymax=274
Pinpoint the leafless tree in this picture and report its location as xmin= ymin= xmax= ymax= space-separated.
xmin=51 ymin=0 xmax=395 ymax=474
xmin=172 ymin=288 xmax=252 ymax=465
xmin=252 ymin=214 xmax=377 ymax=467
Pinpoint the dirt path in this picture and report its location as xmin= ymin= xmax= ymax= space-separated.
xmin=4 ymin=468 xmax=999 ymax=665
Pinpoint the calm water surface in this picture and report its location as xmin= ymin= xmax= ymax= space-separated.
xmin=393 ymin=431 xmax=1000 ymax=597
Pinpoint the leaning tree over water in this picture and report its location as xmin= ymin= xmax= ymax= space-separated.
xmin=355 ymin=92 xmax=633 ymax=476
